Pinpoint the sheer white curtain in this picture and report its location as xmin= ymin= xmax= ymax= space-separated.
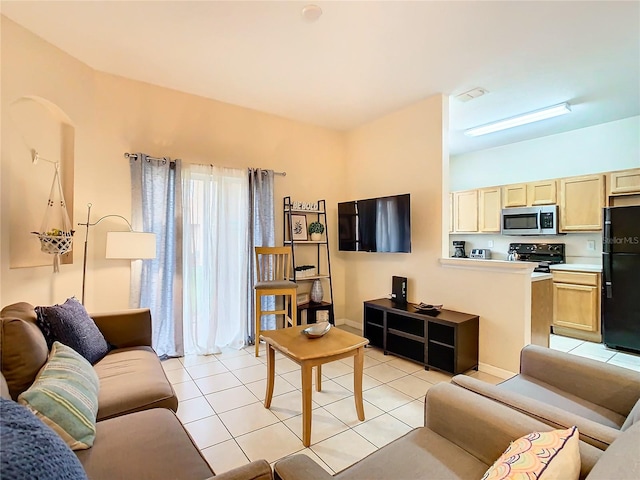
xmin=182 ymin=164 xmax=249 ymax=354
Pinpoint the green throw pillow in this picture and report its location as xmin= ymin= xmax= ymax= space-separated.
xmin=18 ymin=341 xmax=100 ymax=450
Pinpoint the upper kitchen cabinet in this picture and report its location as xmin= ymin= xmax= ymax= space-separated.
xmin=502 ymin=180 xmax=556 ymax=208
xmin=478 ymin=187 xmax=501 ymax=232
xmin=559 ymin=174 xmax=605 ymax=232
xmin=607 ymin=168 xmax=640 ymax=196
xmin=502 ymin=183 xmax=528 ymax=207
xmin=528 ymin=180 xmax=557 ymax=205
xmin=453 ymin=190 xmax=478 ymax=232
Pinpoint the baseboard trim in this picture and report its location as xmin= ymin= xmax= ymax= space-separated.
xmin=339 ymin=318 xmax=361 ymax=330
xmin=478 ymin=362 xmax=516 ymax=380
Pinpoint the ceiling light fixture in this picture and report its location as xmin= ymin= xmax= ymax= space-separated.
xmin=465 ymin=103 xmax=571 ymax=137
xmin=301 ymin=4 xmax=322 ymax=23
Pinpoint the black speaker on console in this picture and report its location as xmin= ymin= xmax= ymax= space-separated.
xmin=391 ymin=276 xmax=407 ymax=305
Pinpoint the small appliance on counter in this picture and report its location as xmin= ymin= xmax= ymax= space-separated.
xmin=469 ymin=248 xmax=491 ymax=259
xmin=452 ymin=240 xmax=467 ymax=258
xmin=507 ymin=243 xmax=565 ymax=272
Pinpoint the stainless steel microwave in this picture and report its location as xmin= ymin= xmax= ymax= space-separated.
xmin=501 ymin=205 xmax=560 ymax=235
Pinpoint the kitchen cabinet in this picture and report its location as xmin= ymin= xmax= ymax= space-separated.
xmin=449 ymin=193 xmax=453 ymax=233
xmin=502 ymin=180 xmax=556 ymax=208
xmin=453 ymin=190 xmax=478 ymax=232
xmin=531 ymin=278 xmax=552 ymax=348
xmin=607 ymin=168 xmax=640 ymax=196
xmin=502 ymin=183 xmax=528 ymax=207
xmin=552 ymin=271 xmax=601 ymax=342
xmin=559 ymin=174 xmax=605 ymax=232
xmin=528 ymin=180 xmax=557 ymax=205
xmin=478 ymin=187 xmax=501 ymax=232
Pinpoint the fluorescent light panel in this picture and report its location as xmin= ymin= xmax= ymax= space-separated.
xmin=465 ymin=103 xmax=571 ymax=137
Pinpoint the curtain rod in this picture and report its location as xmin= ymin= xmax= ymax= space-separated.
xmin=124 ymin=152 xmax=285 ymax=176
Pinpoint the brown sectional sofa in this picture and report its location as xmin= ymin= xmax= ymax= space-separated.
xmin=0 ymin=302 xmax=272 ymax=480
xmin=274 ymin=382 xmax=640 ymax=480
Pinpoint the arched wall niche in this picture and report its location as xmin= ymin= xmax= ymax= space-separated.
xmin=8 ymin=95 xmax=75 ymax=269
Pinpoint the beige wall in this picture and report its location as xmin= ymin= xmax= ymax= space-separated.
xmin=342 ymin=95 xmax=531 ymax=375
xmin=2 ymin=16 xmax=533 ymax=373
xmin=1 ymin=16 xmax=346 ymax=314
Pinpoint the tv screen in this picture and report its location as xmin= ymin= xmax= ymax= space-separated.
xmin=338 ymin=194 xmax=411 ymax=253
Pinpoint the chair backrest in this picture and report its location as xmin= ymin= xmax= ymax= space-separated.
xmin=255 ymin=247 xmax=293 ymax=282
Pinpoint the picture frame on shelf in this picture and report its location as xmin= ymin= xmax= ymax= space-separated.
xmin=291 ymin=214 xmax=308 ymax=241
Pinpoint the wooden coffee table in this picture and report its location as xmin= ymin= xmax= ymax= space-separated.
xmin=260 ymin=325 xmax=369 ymax=447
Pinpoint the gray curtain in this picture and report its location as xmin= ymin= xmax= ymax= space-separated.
xmin=247 ymin=168 xmax=275 ymax=344
xmin=130 ymin=154 xmax=184 ymax=357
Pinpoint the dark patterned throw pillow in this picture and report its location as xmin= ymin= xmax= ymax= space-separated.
xmin=35 ymin=297 xmax=110 ymax=364
xmin=0 ymin=397 xmax=88 ymax=480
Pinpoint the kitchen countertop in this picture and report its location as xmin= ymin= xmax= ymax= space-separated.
xmin=549 ymin=263 xmax=602 ymax=273
xmin=531 ymin=272 xmax=553 ymax=282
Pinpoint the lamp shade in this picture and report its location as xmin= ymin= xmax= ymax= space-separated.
xmin=105 ymin=232 xmax=156 ymax=259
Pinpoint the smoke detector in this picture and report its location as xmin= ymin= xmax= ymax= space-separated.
xmin=455 ymin=88 xmax=488 ymax=102
xmin=301 ymin=5 xmax=322 ymax=23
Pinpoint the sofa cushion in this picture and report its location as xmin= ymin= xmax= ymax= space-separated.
xmin=334 ymin=427 xmax=489 ymax=480
xmin=94 ymin=346 xmax=177 ymax=420
xmin=621 ymin=398 xmax=640 ymax=431
xmin=75 ymin=408 xmax=213 ymax=480
xmin=0 ymin=397 xmax=88 ymax=480
xmin=0 ymin=307 xmax=49 ymax=400
xmin=36 ymin=297 xmax=110 ymax=364
xmin=499 ymin=375 xmax=626 ymax=429
xmin=481 ymin=426 xmax=580 ymax=480
xmin=18 ymin=342 xmax=100 ymax=450
xmin=586 ymin=421 xmax=640 ymax=480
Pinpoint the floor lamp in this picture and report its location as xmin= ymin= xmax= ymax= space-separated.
xmin=78 ymin=203 xmax=156 ymax=305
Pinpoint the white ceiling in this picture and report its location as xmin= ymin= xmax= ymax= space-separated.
xmin=2 ymin=1 xmax=639 ymax=155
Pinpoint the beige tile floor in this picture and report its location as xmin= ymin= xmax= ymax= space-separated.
xmin=162 ymin=327 xmax=640 ymax=476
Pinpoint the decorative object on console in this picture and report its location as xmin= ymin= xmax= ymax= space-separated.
xmin=310 ymin=279 xmax=324 ymax=303
xmin=415 ymin=303 xmax=443 ymax=315
xmin=296 ymin=293 xmax=310 ymax=306
xmin=78 ymin=203 xmax=156 ymax=305
xmin=308 ymin=221 xmax=324 ymax=241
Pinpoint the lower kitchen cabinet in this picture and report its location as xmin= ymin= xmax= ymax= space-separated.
xmin=552 ymin=271 xmax=601 ymax=342
xmin=363 ymin=298 xmax=479 ymax=374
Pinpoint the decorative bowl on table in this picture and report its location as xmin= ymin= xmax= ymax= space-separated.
xmin=302 ymin=321 xmax=331 ymax=338
xmin=414 ymin=303 xmax=443 ymax=315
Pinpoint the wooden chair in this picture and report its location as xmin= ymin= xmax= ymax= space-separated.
xmin=254 ymin=246 xmax=298 ymax=356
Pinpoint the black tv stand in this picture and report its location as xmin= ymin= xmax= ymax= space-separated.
xmin=363 ymin=298 xmax=479 ymax=375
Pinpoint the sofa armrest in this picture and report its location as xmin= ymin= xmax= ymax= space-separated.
xmin=212 ymin=460 xmax=273 ymax=480
xmin=451 ymin=375 xmax=619 ymax=450
xmin=519 ymin=345 xmax=640 ymax=417
xmin=425 ymin=383 xmax=601 ymax=478
xmin=91 ymin=309 xmax=152 ymax=348
xmin=274 ymin=455 xmax=332 ymax=480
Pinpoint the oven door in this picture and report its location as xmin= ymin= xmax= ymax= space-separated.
xmin=501 ymin=207 xmax=542 ymax=235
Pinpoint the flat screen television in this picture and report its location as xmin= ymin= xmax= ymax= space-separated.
xmin=338 ymin=193 xmax=411 ymax=253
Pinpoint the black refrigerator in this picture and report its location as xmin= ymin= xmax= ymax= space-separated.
xmin=602 ymin=205 xmax=640 ymax=353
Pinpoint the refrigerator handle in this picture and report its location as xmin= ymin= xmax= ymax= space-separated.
xmin=603 ymin=208 xmax=611 ymax=253
xmin=603 ymin=252 xmax=613 ymax=299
